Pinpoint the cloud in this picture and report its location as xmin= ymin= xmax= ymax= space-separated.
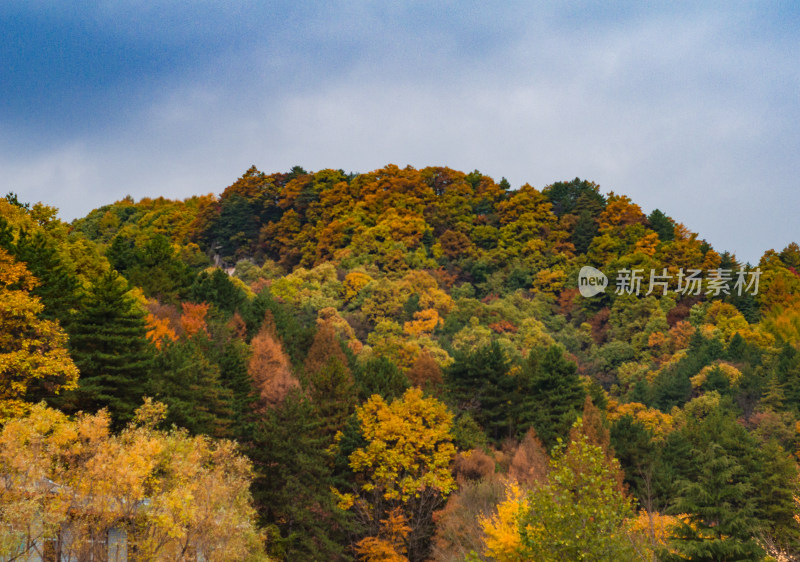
xmin=1 ymin=3 xmax=798 ymax=263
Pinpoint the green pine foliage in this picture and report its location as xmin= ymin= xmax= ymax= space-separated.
xmin=66 ymin=271 xmax=153 ymax=425
xmin=517 ymin=344 xmax=587 ymax=449
xmin=248 ymin=389 xmax=353 ymax=561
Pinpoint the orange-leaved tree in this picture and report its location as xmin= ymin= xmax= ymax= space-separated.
xmin=248 ymin=314 xmax=299 ymax=409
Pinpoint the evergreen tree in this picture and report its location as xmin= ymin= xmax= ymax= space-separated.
xmin=12 ymin=228 xmax=83 ymax=327
xmin=445 ymin=341 xmax=514 ymax=441
xmin=249 ymin=389 xmax=352 ymax=560
xmin=571 ymin=209 xmax=598 ymax=254
xmin=647 ymin=209 xmax=676 ymax=242
xmin=543 ymin=178 xmax=605 ymax=217
xmin=66 ymin=271 xmax=153 ymax=425
xmin=354 ymin=357 xmax=410 ymax=402
xmin=107 ymin=234 xmax=195 ymax=302
xmin=663 ymin=442 xmax=763 ymax=561
xmin=214 ymin=337 xmax=257 ymax=439
xmin=307 ymin=359 xmax=356 ymax=445
xmin=775 ymin=342 xmax=800 ymax=412
xmin=517 ymin=344 xmax=586 ymax=449
xmin=148 ymin=339 xmax=234 ymax=438
xmin=189 ymin=268 xmax=247 ymax=314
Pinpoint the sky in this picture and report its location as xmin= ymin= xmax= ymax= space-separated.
xmin=1 ymin=1 xmax=798 ymax=264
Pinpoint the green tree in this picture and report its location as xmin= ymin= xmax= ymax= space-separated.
xmin=189 ymin=268 xmax=247 ymax=314
xmin=354 ymin=356 xmax=410 ymax=402
xmin=662 ymin=442 xmax=762 ymax=561
xmin=11 ymin=227 xmax=83 ymax=327
xmin=517 ymin=344 xmax=586 ymax=449
xmin=446 ymin=341 xmax=514 ymax=441
xmin=248 ymin=388 xmax=351 ymax=561
xmin=647 ymin=209 xmax=676 ymax=242
xmin=66 ymin=271 xmax=153 ymax=425
xmin=107 ymin=234 xmax=195 ymax=301
xmin=148 ymin=338 xmax=234 ymax=438
xmin=515 ymin=423 xmax=646 ymax=561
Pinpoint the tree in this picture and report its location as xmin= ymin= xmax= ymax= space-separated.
xmin=247 ymin=318 xmax=299 ymax=409
xmin=355 ymin=507 xmax=412 ymax=562
xmin=571 ymin=210 xmax=598 ymax=254
xmin=248 ymin=388 xmax=351 ymax=560
xmin=355 ymin=356 xmax=411 ymax=402
xmin=66 ymin=270 xmax=153 ymax=425
xmin=543 ymin=178 xmax=605 ymax=218
xmin=662 ymin=442 xmax=763 ymax=561
xmin=446 ymin=341 xmax=514 ymax=441
xmin=303 ymin=319 xmax=351 ymax=379
xmin=11 ymin=227 xmax=83 ymax=327
xmin=148 ymin=339 xmax=234 ymax=438
xmin=648 ymin=209 xmax=676 ymax=242
xmin=406 ymin=351 xmax=443 ymax=393
xmin=516 ymin=344 xmax=586 ymax=449
xmin=107 ymin=234 xmax=196 ymax=301
xmin=481 ymin=421 xmax=647 ymax=562
xmin=189 ymin=268 xmax=247 ymax=314
xmin=0 ymin=249 xmax=79 ymax=420
xmin=336 ymin=387 xmax=457 ymax=561
xmin=0 ymin=401 xmax=266 ymax=562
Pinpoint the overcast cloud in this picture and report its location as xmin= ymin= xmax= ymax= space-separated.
xmin=1 ymin=1 xmax=798 ymax=263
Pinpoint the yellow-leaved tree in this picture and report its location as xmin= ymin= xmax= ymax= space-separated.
xmin=0 ymin=248 xmax=79 ymax=420
xmin=335 ymin=387 xmax=456 ymax=562
xmin=0 ymin=399 xmax=267 ymax=562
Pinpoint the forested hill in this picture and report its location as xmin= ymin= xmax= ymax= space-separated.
xmin=3 ymin=164 xmax=800 ymax=561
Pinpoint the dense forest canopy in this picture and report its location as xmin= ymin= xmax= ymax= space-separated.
xmin=3 ymin=164 xmax=800 ymax=561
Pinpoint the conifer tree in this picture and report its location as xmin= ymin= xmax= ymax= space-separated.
xmin=355 ymin=356 xmax=410 ymax=402
xmin=148 ymin=339 xmax=234 ymax=438
xmin=663 ymin=442 xmax=763 ymax=561
xmin=517 ymin=344 xmax=586 ymax=449
xmin=12 ymin=228 xmax=83 ymax=327
xmin=67 ymin=270 xmax=153 ymax=425
xmin=247 ymin=317 xmax=299 ymax=410
xmin=303 ymin=321 xmax=356 ymax=443
xmin=446 ymin=341 xmax=514 ymax=441
xmin=249 ymin=388 xmax=351 ymax=561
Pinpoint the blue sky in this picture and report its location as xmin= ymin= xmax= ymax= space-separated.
xmin=1 ymin=1 xmax=798 ymax=263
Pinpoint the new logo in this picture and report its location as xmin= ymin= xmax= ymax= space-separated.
xmin=578 ymin=266 xmax=608 ymax=297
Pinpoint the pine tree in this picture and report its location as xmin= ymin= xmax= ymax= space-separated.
xmin=66 ymin=271 xmax=153 ymax=425
xmin=647 ymin=209 xmax=676 ymax=242
xmin=663 ymin=442 xmax=762 ymax=561
xmin=571 ymin=209 xmax=598 ymax=254
xmin=301 ymin=321 xmax=355 ymax=443
xmin=446 ymin=341 xmax=514 ymax=441
xmin=148 ymin=339 xmax=234 ymax=438
xmin=189 ymin=268 xmax=246 ymax=314
xmin=12 ymin=228 xmax=82 ymax=327
xmin=249 ymin=388 xmax=352 ymax=560
xmin=355 ymin=357 xmax=410 ymax=402
xmin=517 ymin=344 xmax=586 ymax=449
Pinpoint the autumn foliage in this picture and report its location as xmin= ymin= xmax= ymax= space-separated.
xmin=248 ymin=316 xmax=299 ymax=409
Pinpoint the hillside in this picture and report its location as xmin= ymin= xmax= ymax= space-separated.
xmin=3 ymin=164 xmax=800 ymax=561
